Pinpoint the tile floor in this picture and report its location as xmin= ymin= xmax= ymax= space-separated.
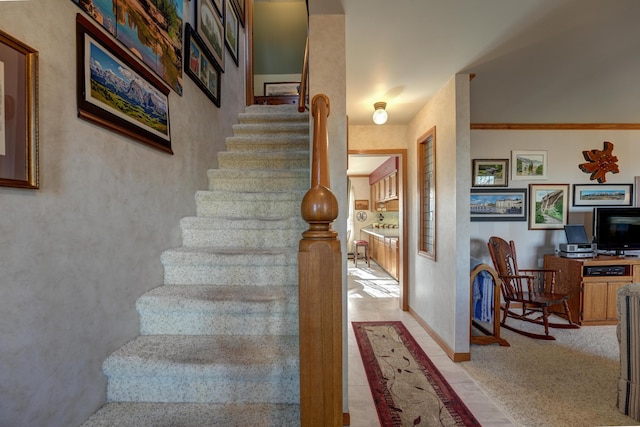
xmin=346 ymin=259 xmax=516 ymax=426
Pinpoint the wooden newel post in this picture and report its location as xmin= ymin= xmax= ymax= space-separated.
xmin=299 ymin=94 xmax=343 ymax=426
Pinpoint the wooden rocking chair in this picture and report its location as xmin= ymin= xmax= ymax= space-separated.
xmin=487 ymin=236 xmax=579 ymax=340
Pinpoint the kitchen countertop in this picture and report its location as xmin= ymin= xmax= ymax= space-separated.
xmin=360 ymin=227 xmax=399 ymax=239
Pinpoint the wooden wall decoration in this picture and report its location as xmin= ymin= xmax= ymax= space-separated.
xmin=579 ymin=141 xmax=619 ymax=183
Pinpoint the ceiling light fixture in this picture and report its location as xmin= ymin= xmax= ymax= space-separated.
xmin=372 ymin=102 xmax=388 ymax=125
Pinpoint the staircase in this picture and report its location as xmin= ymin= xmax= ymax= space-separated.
xmin=82 ymin=104 xmax=310 ymax=426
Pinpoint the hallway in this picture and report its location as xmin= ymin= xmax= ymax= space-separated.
xmin=346 ymin=260 xmax=515 ymax=426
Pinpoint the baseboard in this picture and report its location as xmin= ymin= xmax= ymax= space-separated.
xmin=343 ymin=412 xmax=350 ymax=425
xmin=409 ymin=307 xmax=471 ymax=362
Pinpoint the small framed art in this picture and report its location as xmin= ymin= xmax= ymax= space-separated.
xmin=264 ymin=82 xmax=300 ymax=97
xmin=512 ymin=150 xmax=547 ymax=181
xmin=196 ymin=0 xmax=225 ymax=71
xmin=573 ymin=184 xmax=633 ymax=207
xmin=355 ymin=200 xmax=369 ymax=210
xmin=470 ymin=188 xmax=527 ymax=222
xmin=472 ymin=159 xmax=508 ymax=187
xmin=185 ymin=24 xmax=221 ymax=107
xmin=225 ymin=0 xmax=239 ymax=66
xmin=529 ymin=184 xmax=569 ymax=230
xmin=0 ymin=28 xmax=39 ymax=189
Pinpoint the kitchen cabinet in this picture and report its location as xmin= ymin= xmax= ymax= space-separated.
xmin=362 ymin=229 xmax=399 ymax=281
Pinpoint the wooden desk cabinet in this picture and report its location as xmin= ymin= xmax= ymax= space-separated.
xmin=544 ymin=255 xmax=640 ymax=325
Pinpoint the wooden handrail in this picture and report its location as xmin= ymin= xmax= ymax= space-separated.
xmin=298 ymin=94 xmax=342 ymax=426
xmin=298 ymin=37 xmax=309 ymax=113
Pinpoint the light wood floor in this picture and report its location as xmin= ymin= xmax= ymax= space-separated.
xmin=346 ymin=259 xmax=516 ymax=426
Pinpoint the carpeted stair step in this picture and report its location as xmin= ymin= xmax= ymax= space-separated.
xmin=237 ymin=107 xmax=309 ymax=125
xmin=231 ymin=122 xmax=309 ymax=138
xmin=217 ymin=150 xmax=309 ymax=170
xmin=195 ymin=190 xmax=305 ymax=219
xmin=179 ymin=217 xmax=306 ymax=248
xmin=81 ymin=402 xmax=300 ymax=427
xmin=225 ymin=135 xmax=309 ymax=152
xmin=137 ymin=285 xmax=298 ymax=336
xmin=103 ymin=335 xmax=299 ymax=403
xmin=160 ymin=247 xmax=298 ymax=285
xmin=207 ymin=169 xmax=309 ymax=192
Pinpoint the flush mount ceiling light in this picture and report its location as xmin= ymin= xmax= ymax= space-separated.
xmin=372 ymin=102 xmax=388 ymax=125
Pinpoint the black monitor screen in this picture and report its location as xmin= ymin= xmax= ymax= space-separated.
xmin=564 ymin=225 xmax=589 ymax=244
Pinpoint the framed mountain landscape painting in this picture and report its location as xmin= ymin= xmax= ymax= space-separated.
xmin=76 ymin=14 xmax=172 ymax=153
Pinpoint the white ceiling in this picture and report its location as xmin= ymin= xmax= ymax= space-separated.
xmin=314 ymin=0 xmax=640 ymax=126
xmin=308 ymin=0 xmax=640 ymax=173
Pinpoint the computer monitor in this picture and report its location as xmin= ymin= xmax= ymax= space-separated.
xmin=564 ymin=225 xmax=589 ymax=244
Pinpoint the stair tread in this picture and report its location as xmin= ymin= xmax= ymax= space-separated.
xmin=180 ymin=216 xmax=305 ymax=229
xmin=196 ymin=190 xmax=306 ymax=200
xmin=138 ymin=285 xmax=297 ymax=312
xmin=104 ymin=335 xmax=299 ymax=375
xmin=81 ymin=402 xmax=299 ymax=427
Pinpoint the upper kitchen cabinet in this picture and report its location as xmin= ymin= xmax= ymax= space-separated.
xmin=370 ymin=157 xmax=399 ymax=209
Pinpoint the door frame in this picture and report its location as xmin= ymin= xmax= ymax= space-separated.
xmin=349 ymin=149 xmax=408 ymax=311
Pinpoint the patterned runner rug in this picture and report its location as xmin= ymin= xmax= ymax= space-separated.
xmin=352 ymin=321 xmax=480 ymax=426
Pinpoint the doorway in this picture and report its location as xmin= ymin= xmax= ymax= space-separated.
xmin=348 ymin=149 xmax=408 ymax=311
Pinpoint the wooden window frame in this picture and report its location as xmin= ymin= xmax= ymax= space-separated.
xmin=418 ymin=127 xmax=436 ymax=260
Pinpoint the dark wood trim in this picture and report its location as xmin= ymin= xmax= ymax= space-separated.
xmin=244 ymin=0 xmax=254 ymax=106
xmin=343 ymin=412 xmax=350 ymax=426
xmin=409 ymin=307 xmax=471 ymax=362
xmin=471 ymin=123 xmax=640 ymax=130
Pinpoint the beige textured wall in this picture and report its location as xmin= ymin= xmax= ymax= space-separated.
xmin=349 ymin=124 xmax=408 ymax=151
xmin=470 ymin=129 xmax=640 ymax=268
xmin=0 ymin=2 xmax=246 ymax=426
xmin=406 ymin=75 xmax=471 ymax=354
xmin=308 ymin=12 xmax=349 ymax=413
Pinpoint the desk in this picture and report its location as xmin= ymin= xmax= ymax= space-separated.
xmin=544 ymin=255 xmax=640 ymax=325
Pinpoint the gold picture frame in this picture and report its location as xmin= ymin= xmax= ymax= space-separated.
xmin=355 ymin=199 xmax=369 ymax=210
xmin=0 ymin=29 xmax=39 ymax=189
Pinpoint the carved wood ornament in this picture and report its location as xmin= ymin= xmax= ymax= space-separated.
xmin=578 ymin=141 xmax=619 ymax=183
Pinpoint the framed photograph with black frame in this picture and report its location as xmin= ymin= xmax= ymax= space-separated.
xmin=573 ymin=183 xmax=633 ymax=207
xmin=212 ymin=0 xmax=223 ymax=16
xmin=0 ymin=29 xmax=39 ymax=189
xmin=529 ymin=183 xmax=569 ymax=230
xmin=185 ymin=24 xmax=221 ymax=107
xmin=472 ymin=159 xmax=508 ymax=187
xmin=231 ymin=0 xmax=245 ymax=27
xmin=76 ymin=14 xmax=172 ymax=154
xmin=225 ymin=0 xmax=239 ymax=66
xmin=196 ymin=0 xmax=225 ymax=71
xmin=470 ymin=188 xmax=527 ymax=222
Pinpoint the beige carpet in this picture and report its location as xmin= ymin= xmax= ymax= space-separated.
xmin=463 ymin=317 xmax=639 ymax=426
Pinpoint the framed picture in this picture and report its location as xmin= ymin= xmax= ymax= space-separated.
xmin=185 ymin=24 xmax=221 ymax=107
xmin=573 ymin=184 xmax=633 ymax=207
xmin=470 ymin=188 xmax=527 ymax=222
xmin=196 ymin=0 xmax=225 ymax=71
xmin=355 ymin=199 xmax=369 ymax=210
xmin=0 ymin=29 xmax=39 ymax=189
xmin=264 ymin=82 xmax=300 ymax=97
xmin=636 ymin=177 xmax=640 ymax=208
xmin=529 ymin=184 xmax=569 ymax=230
xmin=76 ymin=14 xmax=172 ymax=154
xmin=472 ymin=159 xmax=508 ymax=187
xmin=225 ymin=0 xmax=239 ymax=66
xmin=231 ymin=0 xmax=245 ymax=27
xmin=512 ymin=150 xmax=547 ymax=181
xmin=71 ymin=1 xmax=183 ymax=95
xmin=212 ymin=0 xmax=223 ymax=16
